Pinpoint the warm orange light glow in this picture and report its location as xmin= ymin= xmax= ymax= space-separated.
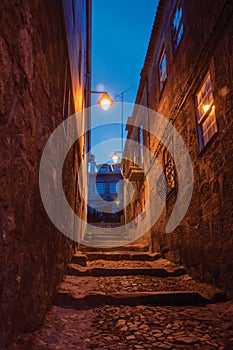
xmin=97 ymin=93 xmax=114 ymax=111
xmin=100 ymin=98 xmax=111 ymax=111
xmin=203 ymin=104 xmax=211 ymax=113
xmin=111 ymin=151 xmax=120 ymax=163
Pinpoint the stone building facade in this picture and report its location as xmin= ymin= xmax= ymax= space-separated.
xmin=0 ymin=0 xmax=91 ymax=347
xmin=123 ymin=0 xmax=233 ymax=296
xmin=88 ymin=163 xmax=124 ymax=224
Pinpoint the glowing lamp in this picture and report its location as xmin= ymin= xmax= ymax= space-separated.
xmin=203 ymin=104 xmax=211 ymax=113
xmin=97 ymin=93 xmax=114 ymax=111
xmin=111 ymin=151 xmax=120 ymax=163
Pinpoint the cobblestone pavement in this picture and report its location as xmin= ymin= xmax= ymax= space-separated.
xmin=56 ymin=274 xmax=223 ymax=301
xmin=12 ymin=252 xmax=233 ymax=350
xmin=31 ymin=301 xmax=233 ymax=349
xmin=31 ymin=307 xmax=94 ymax=350
xmin=97 ymin=275 xmax=221 ymax=295
xmin=87 ymin=260 xmax=152 ymax=268
xmin=90 ymin=303 xmax=233 ymax=350
xmin=86 ymin=259 xmax=177 ymax=270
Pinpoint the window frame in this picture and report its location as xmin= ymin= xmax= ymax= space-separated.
xmin=157 ymin=149 xmax=177 ymax=202
xmin=195 ymin=72 xmax=217 ymax=151
xmin=171 ymin=0 xmax=184 ymax=54
xmin=159 ymin=48 xmax=168 ymax=92
xmin=95 ymin=182 xmax=106 ymax=195
xmin=164 ymin=154 xmax=176 ymax=198
xmin=109 ymin=182 xmax=120 ymax=194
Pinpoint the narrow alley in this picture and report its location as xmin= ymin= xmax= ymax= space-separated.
xmin=1 ymin=0 xmax=233 ymax=349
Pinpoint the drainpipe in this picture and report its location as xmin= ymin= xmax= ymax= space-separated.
xmin=86 ymin=0 xmax=92 ymax=156
xmin=146 ymin=77 xmax=151 ymax=160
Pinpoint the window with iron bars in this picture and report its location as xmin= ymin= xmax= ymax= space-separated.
xmin=165 ymin=155 xmax=176 ymax=196
xmin=157 ymin=153 xmax=177 ymax=201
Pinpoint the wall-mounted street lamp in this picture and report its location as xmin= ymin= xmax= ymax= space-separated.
xmin=87 ymin=90 xmax=114 ymax=161
xmin=97 ymin=92 xmax=114 ymax=111
xmin=111 ymin=151 xmax=121 ymax=163
xmin=89 ymin=91 xmax=114 ymax=111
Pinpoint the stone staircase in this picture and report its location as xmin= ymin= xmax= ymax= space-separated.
xmin=54 ymin=249 xmax=227 ymax=309
xmin=80 ymin=223 xmax=133 ymax=248
xmin=28 ymin=248 xmax=232 ymax=350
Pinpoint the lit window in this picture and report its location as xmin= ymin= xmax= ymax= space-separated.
xmin=159 ymin=49 xmax=167 ymax=91
xmin=95 ymin=182 xmax=105 ymax=195
xmin=196 ymin=73 xmax=217 ymax=150
xmin=109 ymin=182 xmax=120 ymax=194
xmin=172 ymin=1 xmax=184 ymax=53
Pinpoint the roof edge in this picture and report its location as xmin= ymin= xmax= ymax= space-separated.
xmin=134 ymin=0 xmax=168 ymax=108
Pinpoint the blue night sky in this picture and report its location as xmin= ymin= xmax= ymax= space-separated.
xmin=91 ymin=1 xmax=159 ymax=165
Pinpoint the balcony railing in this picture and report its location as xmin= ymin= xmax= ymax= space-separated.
xmin=125 ymin=165 xmax=145 ymax=182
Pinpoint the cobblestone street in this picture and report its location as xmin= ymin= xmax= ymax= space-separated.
xmin=12 ymin=250 xmax=233 ymax=350
xmin=28 ymin=302 xmax=233 ymax=350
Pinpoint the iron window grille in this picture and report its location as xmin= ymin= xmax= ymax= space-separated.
xmin=157 ymin=155 xmax=177 ymax=201
xmin=165 ymin=155 xmax=176 ymax=196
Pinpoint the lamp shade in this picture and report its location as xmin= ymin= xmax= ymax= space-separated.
xmin=97 ymin=93 xmax=114 ymax=111
xmin=111 ymin=151 xmax=120 ymax=163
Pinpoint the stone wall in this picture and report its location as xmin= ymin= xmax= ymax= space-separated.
xmin=0 ymin=1 xmax=88 ymax=347
xmin=126 ymin=0 xmax=233 ymax=297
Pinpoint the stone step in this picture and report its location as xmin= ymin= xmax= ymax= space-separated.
xmin=68 ymin=264 xmax=186 ymax=277
xmin=79 ymin=240 xmax=133 ymax=249
xmin=84 ymin=236 xmax=130 ymax=241
xmin=87 ymin=223 xmax=122 ymax=228
xmin=54 ymin=290 xmax=227 ymax=309
xmin=85 ymin=230 xmax=129 ymax=237
xmin=79 ymin=243 xmax=149 ymax=252
xmin=55 ymin=274 xmax=227 ymax=305
xmin=86 ymin=230 xmax=124 ymax=234
xmin=72 ymin=252 xmax=161 ymax=265
xmin=84 ymin=238 xmax=131 ymax=243
xmin=84 ymin=235 xmax=130 ymax=242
